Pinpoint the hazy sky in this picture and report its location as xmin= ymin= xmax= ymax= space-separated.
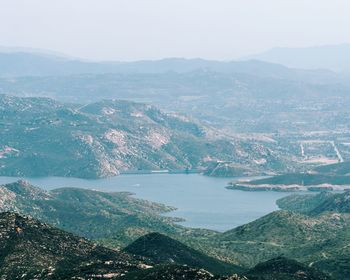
xmin=1 ymin=0 xmax=350 ymax=61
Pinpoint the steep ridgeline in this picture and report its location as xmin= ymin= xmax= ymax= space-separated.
xmin=0 ymin=212 xmax=250 ymax=280
xmin=0 ymin=94 xmax=297 ymax=178
xmin=246 ymin=257 xmax=331 ymax=280
xmin=0 ymin=180 xmax=346 ymax=279
xmin=123 ymin=232 xmax=243 ymax=275
xmin=0 ymin=211 xmax=331 ymax=280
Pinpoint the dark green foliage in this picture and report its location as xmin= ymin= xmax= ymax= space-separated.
xmin=119 ymin=265 xmax=239 ymax=280
xmin=0 ymin=181 xmax=183 ymax=245
xmin=0 ymin=212 xmax=142 ymax=279
xmin=1 ymin=181 xmax=350 ymax=279
xmin=246 ymin=173 xmax=350 ymax=186
xmin=277 ymin=192 xmax=333 ymax=213
xmin=313 ymin=161 xmax=350 ymax=176
xmin=277 ymin=191 xmax=350 ymax=215
xmin=124 ymin=232 xmax=243 ymax=275
xmin=246 ymin=257 xmax=332 ymax=280
xmin=309 ymin=191 xmax=350 ymax=215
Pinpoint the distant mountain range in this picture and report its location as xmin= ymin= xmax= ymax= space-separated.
xmin=2 ymin=45 xmax=350 ymax=77
xmin=0 ymin=47 xmax=342 ymax=80
xmin=245 ymin=44 xmax=350 ymax=72
xmin=1 ymin=49 xmax=350 ymax=136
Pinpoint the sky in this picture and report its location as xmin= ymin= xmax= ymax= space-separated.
xmin=1 ymin=0 xmax=350 ymax=61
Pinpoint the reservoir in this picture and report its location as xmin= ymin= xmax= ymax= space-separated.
xmin=0 ymin=174 xmax=290 ymax=231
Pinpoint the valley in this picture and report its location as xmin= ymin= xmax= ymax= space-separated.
xmin=2 ymin=3 xmax=350 ymax=279
xmin=1 ymin=50 xmax=350 ymax=280
xmin=0 ymin=179 xmax=349 ymax=279
xmin=0 ymin=174 xmax=286 ymax=231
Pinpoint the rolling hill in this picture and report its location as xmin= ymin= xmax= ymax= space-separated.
xmin=124 ymin=232 xmax=243 ymax=275
xmin=0 ymin=180 xmax=185 ymax=245
xmin=1 ymin=180 xmax=349 ymax=279
xmin=0 ymin=212 xmax=248 ymax=280
xmin=277 ymin=191 xmax=350 ymax=216
xmin=0 ymin=94 xmax=298 ymax=178
xmin=246 ymin=257 xmax=331 ymax=280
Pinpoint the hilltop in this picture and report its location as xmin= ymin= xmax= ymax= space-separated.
xmin=0 ymin=211 xmax=332 ymax=280
xmin=246 ymin=257 xmax=331 ymax=280
xmin=277 ymin=190 xmax=350 ymax=216
xmin=210 ymin=209 xmax=350 ymax=279
xmin=0 ymin=212 xmax=249 ymax=280
xmin=124 ymin=232 xmax=243 ymax=275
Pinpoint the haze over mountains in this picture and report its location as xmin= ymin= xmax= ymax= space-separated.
xmin=2 ymin=46 xmax=350 ymax=178
xmin=1 ymin=44 xmax=350 ymax=279
xmin=2 ymin=47 xmax=350 ymax=134
xmin=246 ymin=44 xmax=350 ymax=72
xmin=2 ymin=44 xmax=350 ymax=76
xmin=2 ymin=0 xmax=350 ymax=277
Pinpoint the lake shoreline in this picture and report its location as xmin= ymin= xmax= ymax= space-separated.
xmin=0 ymin=174 xmax=290 ymax=232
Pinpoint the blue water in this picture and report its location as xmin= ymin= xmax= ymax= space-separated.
xmin=0 ymin=174 xmax=290 ymax=232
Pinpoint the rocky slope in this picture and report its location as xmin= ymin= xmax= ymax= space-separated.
xmin=0 ymin=211 xmax=328 ymax=280
xmin=0 ymin=94 xmax=296 ymax=178
xmin=0 ymin=211 xmax=249 ymax=280
xmin=0 ymin=212 xmax=144 ymax=279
